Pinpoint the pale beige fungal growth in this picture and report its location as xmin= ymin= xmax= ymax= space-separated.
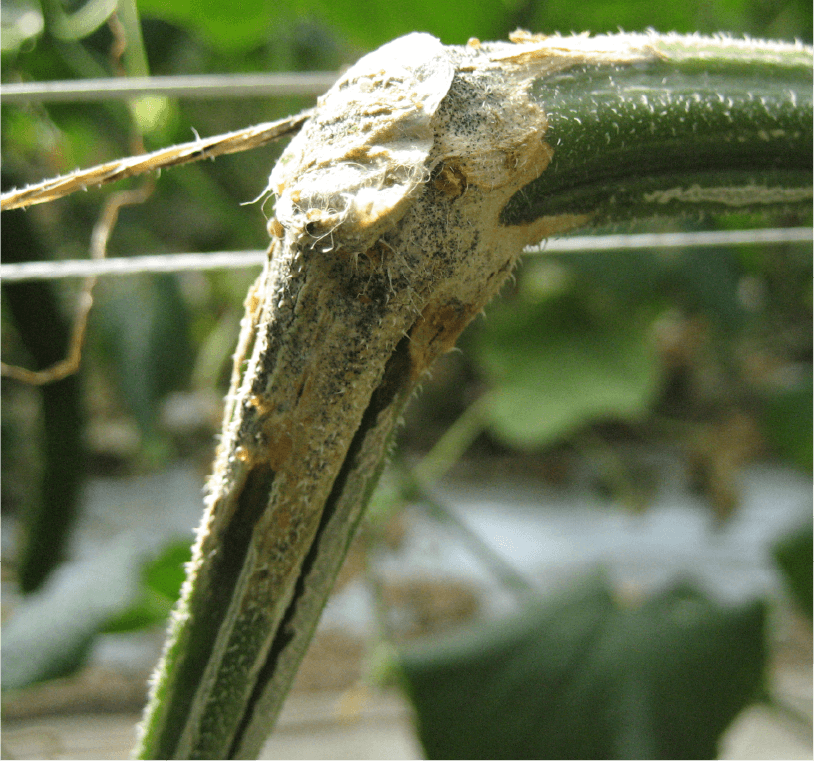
xmin=266 ymin=32 xmax=455 ymax=252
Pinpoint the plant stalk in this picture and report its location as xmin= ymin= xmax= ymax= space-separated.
xmin=135 ymin=31 xmax=811 ymax=759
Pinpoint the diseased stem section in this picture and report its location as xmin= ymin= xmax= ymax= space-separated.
xmin=136 ymin=31 xmax=812 ymax=759
xmin=231 ymin=335 xmax=417 ymax=758
xmin=137 ymin=239 xmax=428 ymax=758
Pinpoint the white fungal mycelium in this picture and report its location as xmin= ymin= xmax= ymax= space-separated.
xmin=266 ymin=33 xmax=456 ymax=253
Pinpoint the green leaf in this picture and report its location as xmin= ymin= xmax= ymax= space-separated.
xmin=476 ymin=297 xmax=660 ymax=449
xmin=398 ymin=578 xmax=766 ymax=760
xmin=102 ymin=587 xmax=176 ymax=633
xmin=526 ymin=0 xmax=729 ymax=38
xmin=144 ymin=539 xmax=191 ymax=599
xmin=287 ymin=0 xmax=509 ymax=49
xmin=551 ymin=246 xmax=746 ymax=333
xmin=524 ymin=0 xmax=811 ymax=41
xmin=136 ymin=0 xmax=285 ymax=51
xmin=94 ymin=274 xmax=193 ymax=440
xmin=762 ymin=373 xmax=813 ymax=472
xmin=773 ymin=521 xmax=813 ymax=619
xmin=102 ymin=540 xmax=191 ymax=634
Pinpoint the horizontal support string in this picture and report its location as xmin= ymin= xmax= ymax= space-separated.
xmin=1 ymin=228 xmax=810 ymax=282
xmin=0 ymin=72 xmax=339 ymax=103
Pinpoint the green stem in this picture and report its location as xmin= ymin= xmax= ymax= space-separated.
xmin=116 ymin=0 xmax=150 ymax=78
xmin=502 ymin=36 xmax=812 ymax=225
xmin=413 ymin=397 xmax=488 ymax=486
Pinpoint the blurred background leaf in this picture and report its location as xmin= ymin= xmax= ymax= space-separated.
xmin=762 ymin=373 xmax=813 ymax=473
xmin=474 ymin=275 xmax=661 ymax=450
xmin=134 ymin=0 xmax=287 ymax=52
xmin=91 ymin=274 xmax=193 ymax=450
xmin=399 ymin=577 xmax=767 ymax=760
xmin=102 ymin=539 xmax=192 ymax=633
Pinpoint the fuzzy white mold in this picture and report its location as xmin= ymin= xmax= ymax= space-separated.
xmin=267 ymin=32 xmax=455 ymax=253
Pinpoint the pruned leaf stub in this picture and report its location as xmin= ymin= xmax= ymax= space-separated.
xmin=267 ymin=33 xmax=455 ymax=253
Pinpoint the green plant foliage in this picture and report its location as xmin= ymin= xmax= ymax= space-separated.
xmin=136 ymin=0 xmax=287 ymax=52
xmin=551 ymin=246 xmax=747 ymax=334
xmin=762 ymin=373 xmax=813 ymax=473
xmin=522 ymin=0 xmax=812 ymax=41
xmin=474 ymin=282 xmax=661 ymax=450
xmin=93 ymin=274 xmax=194 ymax=441
xmin=772 ymin=521 xmax=813 ymax=619
xmin=285 ymin=0 xmax=509 ymax=49
xmin=398 ymin=577 xmax=766 ymax=760
xmin=135 ymin=0 xmax=511 ymax=51
xmin=103 ymin=539 xmax=192 ymax=633
xmin=144 ymin=539 xmax=192 ymax=597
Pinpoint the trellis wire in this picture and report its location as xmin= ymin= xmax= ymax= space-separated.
xmin=1 ymin=228 xmax=810 ymax=282
xmin=0 ymin=72 xmax=339 ymax=103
